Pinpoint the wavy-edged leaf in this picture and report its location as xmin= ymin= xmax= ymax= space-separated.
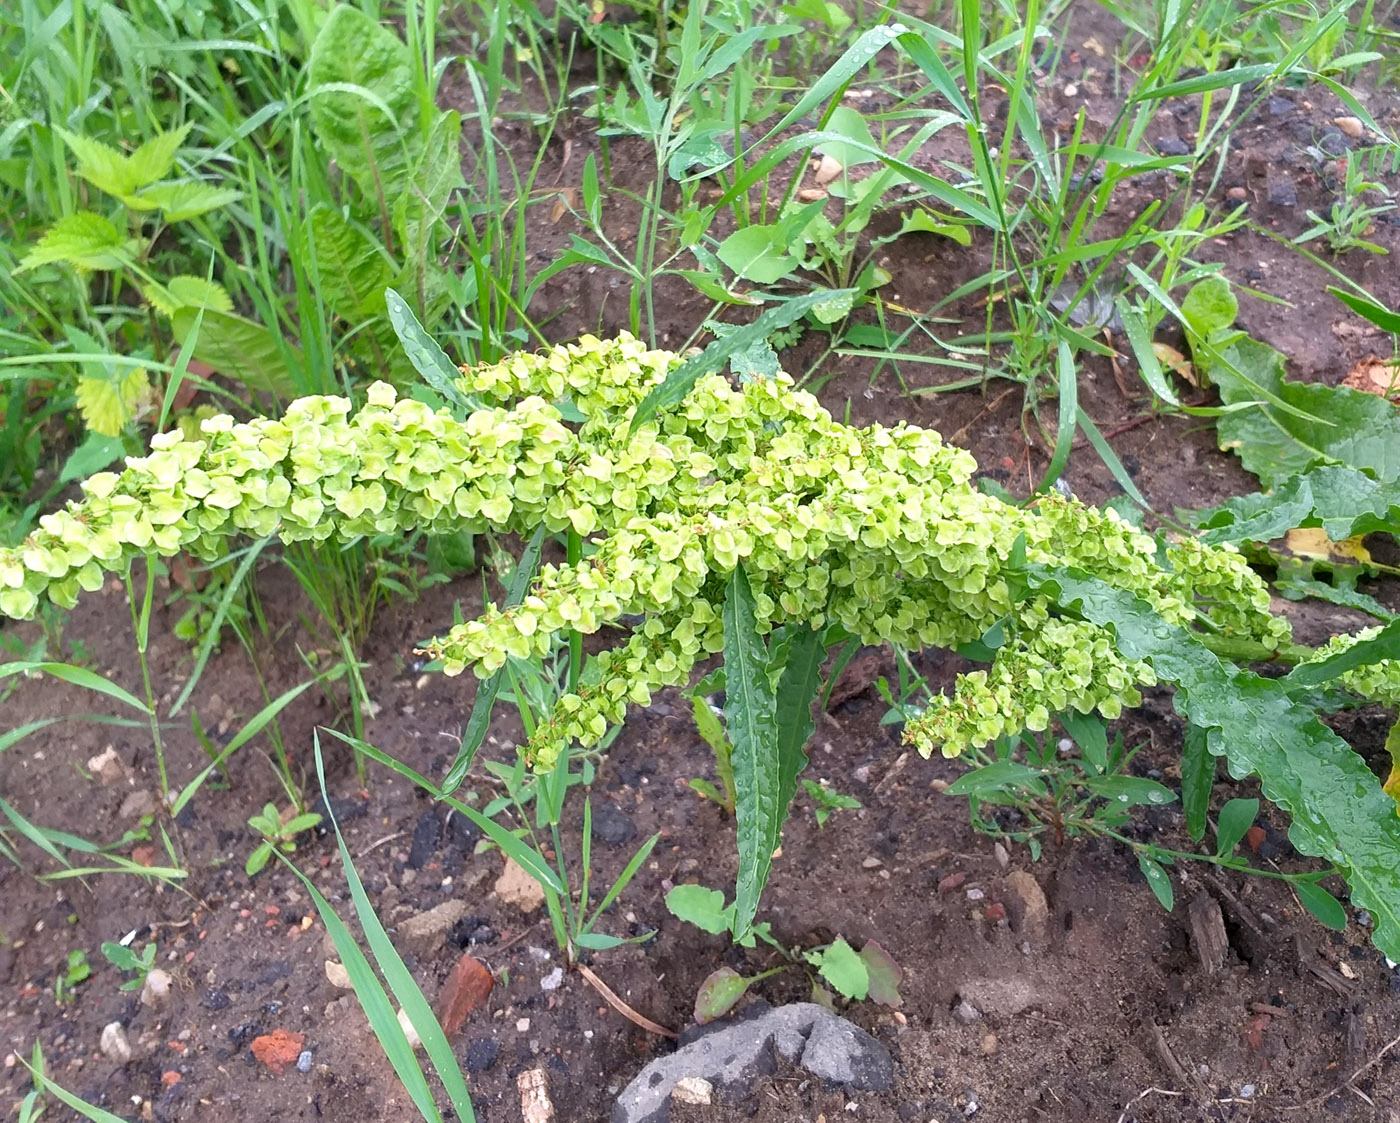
xmin=1021 ymin=563 xmax=1400 ymax=960
xmin=18 ymin=212 xmax=132 ymax=272
xmin=393 ymin=109 xmax=465 ymax=264
xmin=146 ymin=274 xmax=234 ymax=318
xmin=665 ymin=884 xmax=734 ymax=935
xmin=307 ymin=6 xmax=419 ymax=201
xmin=1181 ymin=723 xmax=1213 ymax=843
xmin=170 ymin=308 xmax=300 ymax=398
xmin=1189 ymin=464 xmax=1400 ymax=546
xmin=773 ymin=623 xmax=825 ymax=825
xmin=1207 ymin=337 xmax=1400 ymax=487
xmin=723 ymin=564 xmax=780 ymax=943
xmin=808 ymin=937 xmax=867 ymax=1000
xmin=309 ymin=203 xmax=396 ymax=319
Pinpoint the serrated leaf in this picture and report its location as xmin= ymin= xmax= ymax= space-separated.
xmin=724 ymin=564 xmax=781 ymax=943
xmin=694 ymin=967 xmax=751 ymax=1024
xmin=393 ymin=109 xmax=465 ymax=264
xmin=171 ymin=308 xmax=300 ymax=399
xmin=664 ymin=884 xmax=733 ymax=935
xmin=705 ymin=321 xmax=781 ymax=381
xmin=147 ymin=274 xmax=233 ymax=318
xmin=1021 ymin=563 xmax=1400 ymax=960
xmin=808 ymin=937 xmax=868 ymax=1000
xmin=307 ymin=6 xmax=420 ymax=202
xmin=1215 ymin=797 xmax=1259 ymax=856
xmin=1207 ymin=337 xmax=1400 ymax=487
xmin=130 ymin=181 xmax=242 ymax=222
xmin=1189 ymin=464 xmax=1400 ymax=546
xmin=55 ymin=128 xmax=137 ymax=198
xmin=309 ymin=203 xmax=396 ymax=319
xmin=18 ymin=211 xmax=131 ymax=272
xmin=1137 ymin=853 xmax=1175 ymax=911
xmin=857 ymin=940 xmax=903 ymax=1007
xmin=126 ymin=124 xmax=193 ymax=189
xmin=1294 ymin=880 xmax=1348 ymax=930
xmin=75 ymin=367 xmax=151 ymax=437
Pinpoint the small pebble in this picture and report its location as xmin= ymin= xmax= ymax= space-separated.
xmin=980 ymin=1033 xmax=998 ymax=1055
xmin=296 ymin=1050 xmax=313 ymax=1074
xmin=516 ymin=1018 xmax=531 ymax=1032
xmin=853 ymin=765 xmax=872 ymax=784
xmin=1063 ymin=83 xmax=1078 ymax=98
xmin=1334 ymin=116 xmax=1364 ymax=139
xmin=1357 ymin=911 xmax=1373 ymax=928
xmin=1057 ymin=738 xmax=1074 ymax=756
xmin=540 ymin=967 xmax=564 ymax=993
xmin=1239 ymin=1084 xmax=1255 ymax=1099
xmin=966 ymin=888 xmax=985 ymax=901
xmin=954 ymin=999 xmax=982 ymax=1025
xmin=862 ymin=857 xmax=883 ymax=870
xmin=1226 ymin=186 xmax=1247 ymax=201
xmin=1197 ymin=1064 xmax=1210 ymax=1078
xmin=993 ymin=843 xmax=1009 ymax=869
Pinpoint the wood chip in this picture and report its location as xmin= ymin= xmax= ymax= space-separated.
xmin=1188 ymin=891 xmax=1229 ymax=976
xmin=518 ymin=1068 xmax=555 ymax=1123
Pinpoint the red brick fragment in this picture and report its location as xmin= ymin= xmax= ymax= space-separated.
xmin=250 ymin=1029 xmax=304 ymax=1074
xmin=438 ymin=953 xmax=494 ymax=1036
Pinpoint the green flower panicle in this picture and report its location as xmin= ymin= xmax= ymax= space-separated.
xmin=0 ymin=332 xmax=1303 ymax=769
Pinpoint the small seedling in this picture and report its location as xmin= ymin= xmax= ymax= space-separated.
xmin=246 ymin=803 xmax=322 ymax=876
xmin=101 ymin=940 xmax=158 ymax=991
xmin=54 ymin=949 xmax=90 ymax=1004
xmin=802 ymin=778 xmax=861 ymax=827
xmin=687 ymin=691 xmax=736 ymax=814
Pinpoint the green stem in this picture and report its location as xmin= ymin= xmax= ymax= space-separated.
xmin=567 ymin=530 xmax=583 ymax=693
xmin=127 ymin=558 xmax=168 ymax=800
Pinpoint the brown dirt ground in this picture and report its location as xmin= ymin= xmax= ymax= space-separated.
xmin=5 ymin=3 xmax=1400 ymax=1121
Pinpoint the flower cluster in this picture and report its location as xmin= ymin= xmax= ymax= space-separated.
xmin=0 ymin=333 xmax=1297 ymax=768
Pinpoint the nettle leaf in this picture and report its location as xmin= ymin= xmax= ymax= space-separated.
xmin=1188 ymin=464 xmax=1400 ymax=546
xmin=130 ymin=182 xmax=242 ymax=222
xmin=18 ymin=212 xmax=132 ymax=272
xmin=308 ymin=5 xmax=420 ymax=202
xmin=1207 ymin=337 xmax=1400 ymax=487
xmin=724 ymin=565 xmax=781 ymax=943
xmin=75 ymin=367 xmax=151 ymax=437
xmin=309 ymin=203 xmax=396 ymax=319
xmin=55 ymin=128 xmax=138 ymax=198
xmin=705 ymin=321 xmax=780 ymax=381
xmin=1022 ymin=563 xmax=1400 ymax=960
xmin=146 ymin=275 xmax=233 ymax=318
xmin=125 ymin=124 xmax=193 ymax=190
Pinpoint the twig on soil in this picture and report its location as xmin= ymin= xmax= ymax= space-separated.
xmin=356 ymin=832 xmax=403 ymax=860
xmin=1115 ymin=1086 xmax=1184 ymax=1123
xmin=1282 ymin=1033 xmax=1400 ymax=1111
xmin=576 ymin=962 xmax=677 ymax=1039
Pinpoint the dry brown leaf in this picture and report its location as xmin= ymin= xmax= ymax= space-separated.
xmin=1282 ymin=527 xmax=1372 ymax=567
xmin=437 ymin=953 xmax=494 ymax=1036
xmin=1151 ymin=342 xmax=1197 ymax=387
xmin=576 ymin=962 xmax=677 ymax=1038
xmin=1342 ymin=355 xmax=1400 ymax=402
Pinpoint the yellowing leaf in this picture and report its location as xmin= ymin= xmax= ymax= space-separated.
xmin=1282 ymin=527 xmax=1372 ymax=567
xmin=146 ymin=275 xmax=234 ymax=318
xmin=76 ymin=368 xmax=152 ymax=437
xmin=1151 ymin=341 xmax=1196 ymax=387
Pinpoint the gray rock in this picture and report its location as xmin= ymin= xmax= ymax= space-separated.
xmin=1154 ymin=136 xmax=1190 ymax=157
xmin=1267 ymin=96 xmax=1295 ymax=116
xmin=1267 ymin=176 xmax=1298 ymax=207
xmin=953 ymin=999 xmax=982 ymax=1025
xmin=591 ymin=802 xmax=637 ymax=847
xmin=396 ymin=899 xmax=469 ymax=957
xmin=613 ymin=1003 xmax=894 ymax=1123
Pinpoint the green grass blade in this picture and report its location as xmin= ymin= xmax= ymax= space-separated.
xmin=0 ymin=662 xmax=151 ymax=714
xmin=1037 ymin=339 xmax=1078 ymax=494
xmin=16 ymin=1051 xmax=130 ymax=1122
xmin=312 ymin=738 xmax=476 ymax=1121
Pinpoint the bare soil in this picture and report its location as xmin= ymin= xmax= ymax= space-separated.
xmin=5 ymin=4 xmax=1400 ymax=1121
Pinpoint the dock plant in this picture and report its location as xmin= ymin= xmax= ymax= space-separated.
xmin=2 ymin=333 xmax=1399 ymax=954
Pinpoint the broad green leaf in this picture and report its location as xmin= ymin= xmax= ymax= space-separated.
xmin=307 ymin=6 xmax=420 ymax=203
xmin=888 ymin=209 xmax=972 ymax=246
xmin=1180 ymin=275 xmax=1237 ymax=339
xmin=1215 ymin=797 xmax=1259 ymax=856
xmin=694 ymin=967 xmax=751 ymax=1024
xmin=1207 ymin=337 xmax=1400 ymax=487
xmin=170 ymin=308 xmax=301 ymax=399
xmin=665 ymin=884 xmax=734 ymax=935
xmin=724 ymin=564 xmax=781 ymax=943
xmin=1294 ymin=879 xmax=1348 ymax=930
xmin=858 ymin=940 xmax=903 ymax=1007
xmin=1181 ymin=723 xmax=1214 ymax=843
xmin=18 ymin=212 xmax=131 ymax=272
xmin=125 ymin=124 xmax=193 ymax=189
xmin=716 ymin=225 xmax=800 ymax=284
xmin=1137 ymin=853 xmax=1175 ymax=910
xmin=631 ymin=290 xmax=853 ymax=431
xmin=128 ymin=181 xmax=242 ymax=222
xmin=55 ymin=128 xmax=137 ymax=197
xmin=814 ymin=105 xmax=881 ymax=168
xmin=59 ymin=433 xmax=125 ymax=484
xmin=705 ymin=321 xmax=781 ymax=381
xmin=808 ymin=937 xmax=868 ymax=1000
xmin=1021 ymin=563 xmax=1400 ymax=960
xmin=1189 ymin=465 xmax=1400 ymax=546
xmin=808 ymin=288 xmax=857 ymax=325
xmin=393 ymin=109 xmax=466 ymax=268
xmin=309 ymin=203 xmax=396 ymax=319
xmin=1060 ymin=709 xmax=1107 ymax=773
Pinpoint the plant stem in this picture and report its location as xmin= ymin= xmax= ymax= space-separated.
xmin=128 ymin=559 xmax=168 ymax=800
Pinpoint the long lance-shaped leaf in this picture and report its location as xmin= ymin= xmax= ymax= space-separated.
xmin=773 ymin=624 xmax=826 ymax=825
xmin=385 ymin=287 xmax=475 ymax=412
xmin=630 ymin=291 xmax=854 ymax=433
xmin=442 ymin=526 xmax=546 ymax=794
xmin=1021 ymin=563 xmax=1400 ymax=959
xmin=1287 ymin=617 xmax=1400 ymax=689
xmin=723 ymin=565 xmax=780 ymax=943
